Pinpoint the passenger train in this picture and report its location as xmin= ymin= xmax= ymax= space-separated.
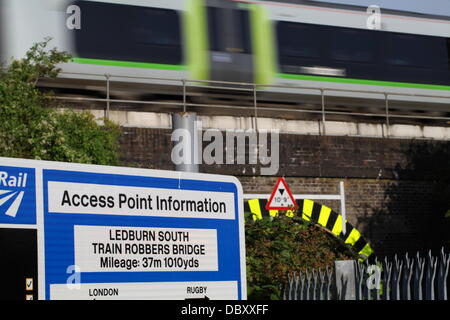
xmin=1 ymin=0 xmax=449 ymax=116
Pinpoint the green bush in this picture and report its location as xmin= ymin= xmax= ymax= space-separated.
xmin=0 ymin=38 xmax=120 ymax=164
xmin=245 ymin=212 xmax=357 ymax=300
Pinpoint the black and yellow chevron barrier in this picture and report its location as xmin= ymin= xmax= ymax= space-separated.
xmin=244 ymin=198 xmax=374 ymax=261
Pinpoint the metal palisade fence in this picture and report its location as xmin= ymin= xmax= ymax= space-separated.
xmin=284 ymin=248 xmax=450 ymax=300
xmin=284 ymin=268 xmax=336 ymax=300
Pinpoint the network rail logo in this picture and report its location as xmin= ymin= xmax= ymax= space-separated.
xmin=0 ymin=171 xmax=28 ymax=217
xmin=0 ymin=166 xmax=36 ymax=224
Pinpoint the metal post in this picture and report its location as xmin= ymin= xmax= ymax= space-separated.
xmin=253 ymin=84 xmax=258 ymax=132
xmin=334 ymin=260 xmax=357 ymax=300
xmin=437 ymin=248 xmax=450 ymax=300
xmin=105 ymin=74 xmax=110 ymax=120
xmin=171 ymin=113 xmax=199 ymax=173
xmin=182 ymin=79 xmax=187 ymax=113
xmin=321 ymin=89 xmax=326 ymax=135
xmin=384 ymin=93 xmax=390 ymax=138
xmin=340 ymin=181 xmax=346 ymax=235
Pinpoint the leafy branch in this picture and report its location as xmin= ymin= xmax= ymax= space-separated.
xmin=0 ymin=38 xmax=120 ymax=165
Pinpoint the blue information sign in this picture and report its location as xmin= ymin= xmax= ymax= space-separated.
xmin=0 ymin=157 xmax=246 ymax=300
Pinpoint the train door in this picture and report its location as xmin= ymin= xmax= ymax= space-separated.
xmin=206 ymin=0 xmax=254 ymax=83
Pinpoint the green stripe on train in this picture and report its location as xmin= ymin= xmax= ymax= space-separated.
xmin=245 ymin=198 xmax=374 ymax=261
xmin=72 ymin=58 xmax=186 ymax=71
xmin=278 ymin=73 xmax=450 ymax=91
xmin=72 ymin=56 xmax=450 ymax=93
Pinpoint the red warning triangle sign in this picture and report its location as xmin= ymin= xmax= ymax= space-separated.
xmin=266 ymin=178 xmax=298 ymax=211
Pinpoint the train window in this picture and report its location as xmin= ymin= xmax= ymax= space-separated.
xmin=207 ymin=7 xmax=221 ymax=52
xmin=447 ymin=39 xmax=450 ymax=69
xmin=330 ymin=29 xmax=375 ymax=63
xmin=74 ymin=1 xmax=182 ymax=65
xmin=207 ymin=7 xmax=252 ymax=54
xmin=276 ymin=22 xmax=321 ymax=59
xmin=132 ymin=8 xmax=181 ymax=48
xmin=232 ymin=9 xmax=252 ymax=54
xmin=384 ymin=33 xmax=447 ymax=68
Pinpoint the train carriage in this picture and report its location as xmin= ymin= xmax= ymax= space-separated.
xmin=1 ymin=0 xmax=449 ymax=116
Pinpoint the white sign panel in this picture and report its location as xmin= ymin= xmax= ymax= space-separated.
xmin=50 ymin=281 xmax=238 ymax=300
xmin=74 ymin=225 xmax=219 ymax=272
xmin=48 ymin=181 xmax=235 ymax=219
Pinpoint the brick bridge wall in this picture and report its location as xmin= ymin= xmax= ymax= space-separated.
xmin=119 ymin=127 xmax=450 ymax=257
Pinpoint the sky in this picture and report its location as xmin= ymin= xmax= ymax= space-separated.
xmin=313 ymin=0 xmax=450 ymax=17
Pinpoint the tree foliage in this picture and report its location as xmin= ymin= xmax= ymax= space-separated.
xmin=0 ymin=38 xmax=120 ymax=164
xmin=245 ymin=212 xmax=357 ymax=300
